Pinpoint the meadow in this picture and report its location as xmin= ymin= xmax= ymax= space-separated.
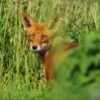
xmin=0 ymin=0 xmax=100 ymax=100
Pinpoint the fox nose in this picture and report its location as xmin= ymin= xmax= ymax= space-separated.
xmin=32 ymin=45 xmax=37 ymax=50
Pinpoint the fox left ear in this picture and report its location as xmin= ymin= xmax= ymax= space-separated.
xmin=21 ymin=13 xmax=36 ymax=30
xmin=49 ymin=14 xmax=63 ymax=33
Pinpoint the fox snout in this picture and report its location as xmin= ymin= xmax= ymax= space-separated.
xmin=30 ymin=44 xmax=41 ymax=53
xmin=32 ymin=45 xmax=37 ymax=50
xmin=30 ymin=43 xmax=50 ymax=53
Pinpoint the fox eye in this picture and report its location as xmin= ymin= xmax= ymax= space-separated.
xmin=41 ymin=35 xmax=47 ymax=39
xmin=29 ymin=34 xmax=35 ymax=39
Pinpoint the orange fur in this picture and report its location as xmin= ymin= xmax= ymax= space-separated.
xmin=21 ymin=13 xmax=78 ymax=82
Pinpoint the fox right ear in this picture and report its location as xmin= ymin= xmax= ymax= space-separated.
xmin=21 ymin=13 xmax=36 ymax=30
xmin=49 ymin=14 xmax=63 ymax=33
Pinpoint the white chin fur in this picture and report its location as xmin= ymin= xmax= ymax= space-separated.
xmin=41 ymin=43 xmax=48 ymax=48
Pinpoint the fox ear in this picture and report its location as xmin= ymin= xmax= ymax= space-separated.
xmin=21 ymin=13 xmax=36 ymax=30
xmin=49 ymin=14 xmax=62 ymax=33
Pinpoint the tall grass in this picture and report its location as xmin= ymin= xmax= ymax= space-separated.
xmin=0 ymin=0 xmax=100 ymax=100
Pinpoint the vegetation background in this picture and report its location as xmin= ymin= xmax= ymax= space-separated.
xmin=0 ymin=0 xmax=100 ymax=100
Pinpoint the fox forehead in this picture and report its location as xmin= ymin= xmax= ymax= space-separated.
xmin=26 ymin=23 xmax=52 ymax=36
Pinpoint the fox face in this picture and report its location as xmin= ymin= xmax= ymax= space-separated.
xmin=21 ymin=13 xmax=61 ymax=53
xmin=26 ymin=23 xmax=52 ymax=53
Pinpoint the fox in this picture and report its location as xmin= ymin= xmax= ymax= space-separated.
xmin=21 ymin=13 xmax=78 ymax=82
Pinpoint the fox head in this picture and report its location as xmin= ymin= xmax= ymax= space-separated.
xmin=21 ymin=13 xmax=62 ymax=53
